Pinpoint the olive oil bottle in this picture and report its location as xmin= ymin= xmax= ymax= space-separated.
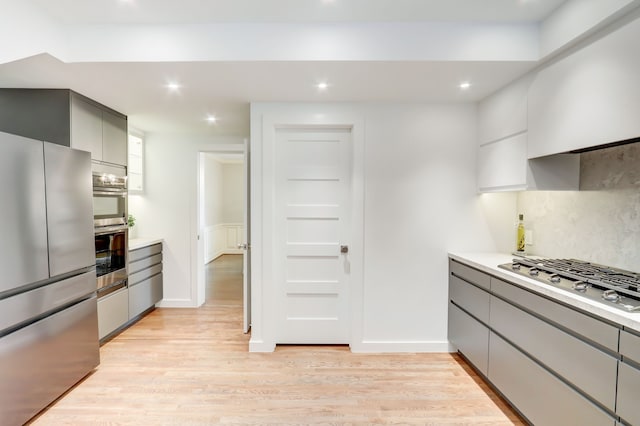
xmin=516 ymin=214 xmax=525 ymax=253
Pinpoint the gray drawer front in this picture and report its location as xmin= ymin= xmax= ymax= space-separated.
xmin=129 ymin=253 xmax=162 ymax=275
xmin=0 ymin=297 xmax=99 ymax=426
xmin=449 ymin=275 xmax=490 ymax=324
xmin=97 ymin=287 xmax=129 ymax=340
xmin=489 ymin=332 xmax=615 ymax=426
xmin=450 ymin=259 xmax=490 ymax=290
xmin=129 ymin=273 xmax=163 ymax=319
xmin=129 ymin=264 xmax=163 ymax=286
xmin=491 ymin=278 xmax=618 ymax=351
xmin=0 ymin=271 xmax=95 ymax=333
xmin=490 ymin=295 xmax=617 ymax=410
xmin=617 ymin=362 xmax=640 ymax=426
xmin=620 ymin=330 xmax=640 ymax=364
xmin=129 ymin=243 xmax=162 ymax=263
xmin=448 ymin=302 xmax=489 ymax=376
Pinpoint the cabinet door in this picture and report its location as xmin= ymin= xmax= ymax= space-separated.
xmin=70 ymin=96 xmax=103 ymax=160
xmin=477 ymin=133 xmax=528 ymax=191
xmin=448 ymin=302 xmax=489 ymax=376
xmin=490 ymin=295 xmax=617 ymax=410
xmin=489 ymin=332 xmax=615 ymax=426
xmin=97 ymin=288 xmax=129 ymax=340
xmin=44 ymin=143 xmax=95 ymax=276
xmin=528 ymin=17 xmax=640 ymax=158
xmin=0 ymin=132 xmax=49 ymax=291
xmin=477 ymin=75 xmax=531 ymax=145
xmin=102 ymin=110 xmax=127 ymax=166
xmin=617 ymin=362 xmax=640 ymax=426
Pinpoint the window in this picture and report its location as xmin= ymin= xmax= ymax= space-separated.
xmin=128 ymin=132 xmax=144 ymax=192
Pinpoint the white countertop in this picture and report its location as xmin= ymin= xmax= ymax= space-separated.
xmin=448 ymin=252 xmax=640 ymax=333
xmin=129 ymin=237 xmax=164 ymax=251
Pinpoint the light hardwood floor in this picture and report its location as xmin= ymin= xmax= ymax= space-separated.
xmin=31 ymin=255 xmax=523 ymax=425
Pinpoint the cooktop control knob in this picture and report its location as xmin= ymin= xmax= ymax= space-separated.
xmin=529 ymin=268 xmax=539 ymax=277
xmin=572 ymin=281 xmax=589 ymax=292
xmin=602 ymin=290 xmax=620 ymax=302
xmin=549 ymin=274 xmax=561 ymax=283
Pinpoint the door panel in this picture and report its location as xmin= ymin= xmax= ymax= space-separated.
xmin=0 ymin=131 xmax=49 ymax=292
xmin=275 ymin=129 xmax=351 ymax=344
xmin=44 ymin=143 xmax=95 ymax=276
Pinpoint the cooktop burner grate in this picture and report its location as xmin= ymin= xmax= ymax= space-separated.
xmin=500 ymin=257 xmax=640 ymax=311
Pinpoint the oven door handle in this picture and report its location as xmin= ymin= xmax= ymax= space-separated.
xmin=93 ymin=190 xmax=127 ymax=197
xmin=94 ymin=225 xmax=129 ymax=235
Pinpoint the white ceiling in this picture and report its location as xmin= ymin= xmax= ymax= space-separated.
xmin=1 ymin=0 xmax=570 ymax=137
xmin=29 ymin=0 xmax=567 ymax=24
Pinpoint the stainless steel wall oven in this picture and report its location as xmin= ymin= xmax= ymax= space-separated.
xmin=92 ymin=163 xmax=128 ymax=296
xmin=92 ymin=170 xmax=127 ymax=228
xmin=95 ymin=224 xmax=128 ymax=295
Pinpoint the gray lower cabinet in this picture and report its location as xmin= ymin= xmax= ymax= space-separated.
xmin=490 ymin=291 xmax=618 ymax=411
xmin=128 ymin=243 xmax=163 ymax=320
xmin=489 ymin=332 xmax=615 ymax=426
xmin=448 ymin=257 xmax=626 ymax=425
xmin=618 ymin=330 xmax=640 ymax=425
xmin=448 ymin=260 xmax=492 ymax=375
xmin=97 ymin=287 xmax=129 ymax=340
xmin=448 ymin=303 xmax=489 ymax=375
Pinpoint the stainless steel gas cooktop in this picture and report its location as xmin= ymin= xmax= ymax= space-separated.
xmin=499 ymin=258 xmax=640 ymax=313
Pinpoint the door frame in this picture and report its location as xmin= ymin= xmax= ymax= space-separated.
xmin=194 ymin=143 xmax=249 ymax=331
xmin=249 ymin=110 xmax=365 ymax=352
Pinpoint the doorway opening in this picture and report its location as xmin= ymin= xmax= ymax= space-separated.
xmin=197 ymin=145 xmax=250 ymax=333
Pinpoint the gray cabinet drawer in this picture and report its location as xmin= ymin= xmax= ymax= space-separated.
xmin=489 ymin=332 xmax=616 ymax=426
xmin=97 ymin=287 xmax=128 ymax=340
xmin=0 ymin=297 xmax=99 ymax=426
xmin=616 ymin=362 xmax=640 ymax=426
xmin=449 ymin=275 xmax=490 ymax=324
xmin=129 ymin=253 xmax=162 ymax=275
xmin=450 ymin=259 xmax=490 ymax=290
xmin=448 ymin=302 xmax=489 ymax=376
xmin=129 ymin=273 xmax=163 ymax=319
xmin=620 ymin=330 xmax=640 ymax=364
xmin=491 ymin=278 xmax=619 ymax=351
xmin=129 ymin=243 xmax=162 ymax=263
xmin=490 ymin=295 xmax=617 ymax=411
xmin=129 ymin=263 xmax=162 ymax=286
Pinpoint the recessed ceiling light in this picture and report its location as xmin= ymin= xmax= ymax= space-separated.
xmin=316 ymin=82 xmax=329 ymax=91
xmin=206 ymin=115 xmax=217 ymax=124
xmin=166 ymin=82 xmax=181 ymax=92
xmin=459 ymin=81 xmax=472 ymax=90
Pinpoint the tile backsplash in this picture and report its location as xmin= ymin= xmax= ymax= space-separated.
xmin=517 ymin=143 xmax=640 ymax=271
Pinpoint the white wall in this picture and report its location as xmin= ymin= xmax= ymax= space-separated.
xmin=128 ymin=133 xmax=244 ymax=307
xmin=250 ymin=102 xmax=512 ymax=352
xmin=203 ymin=154 xmax=223 ymax=228
xmin=221 ymin=163 xmax=244 ymax=223
xmin=202 ymin=157 xmax=245 ymax=263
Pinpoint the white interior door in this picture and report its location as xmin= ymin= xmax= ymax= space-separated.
xmin=275 ymin=127 xmax=352 ymax=344
xmin=243 ymin=139 xmax=251 ymax=333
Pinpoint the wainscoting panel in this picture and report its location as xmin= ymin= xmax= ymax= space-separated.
xmin=205 ymin=223 xmax=244 ymax=263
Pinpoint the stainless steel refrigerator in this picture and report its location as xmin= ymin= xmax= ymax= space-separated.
xmin=0 ymin=130 xmax=99 ymax=425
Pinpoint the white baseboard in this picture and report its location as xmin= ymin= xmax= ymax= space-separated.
xmin=156 ymin=298 xmax=199 ymax=308
xmin=249 ymin=338 xmax=276 ymax=352
xmin=350 ymin=340 xmax=455 ymax=353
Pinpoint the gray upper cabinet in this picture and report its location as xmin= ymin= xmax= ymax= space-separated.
xmin=102 ymin=109 xmax=128 ymax=166
xmin=0 ymin=89 xmax=127 ymax=167
xmin=70 ymin=96 xmax=103 ymax=160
